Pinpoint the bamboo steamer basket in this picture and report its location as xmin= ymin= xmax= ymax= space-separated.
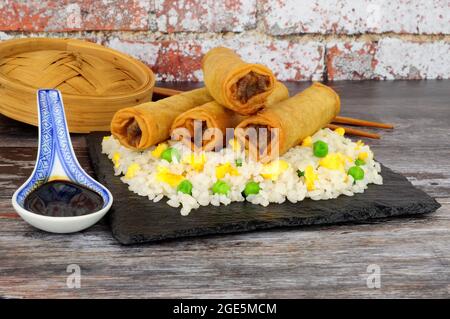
xmin=0 ymin=38 xmax=155 ymax=133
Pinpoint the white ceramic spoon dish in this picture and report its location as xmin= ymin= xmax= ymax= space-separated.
xmin=12 ymin=89 xmax=113 ymax=233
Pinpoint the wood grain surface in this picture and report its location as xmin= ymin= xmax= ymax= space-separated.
xmin=0 ymin=81 xmax=449 ymax=298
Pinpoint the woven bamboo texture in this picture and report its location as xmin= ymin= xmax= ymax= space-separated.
xmin=0 ymin=38 xmax=155 ymax=133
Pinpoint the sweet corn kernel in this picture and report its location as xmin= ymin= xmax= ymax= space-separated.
xmin=334 ymin=127 xmax=345 ymax=136
xmin=151 ymin=143 xmax=168 ymax=158
xmin=302 ymin=136 xmax=312 ymax=147
xmin=358 ymin=152 xmax=369 ymax=161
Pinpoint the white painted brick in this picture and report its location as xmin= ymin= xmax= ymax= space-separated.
xmin=229 ymin=36 xmax=325 ymax=81
xmin=326 ymin=38 xmax=450 ymax=80
xmin=263 ymin=0 xmax=450 ymax=35
xmin=155 ymin=0 xmax=257 ymax=32
xmin=374 ymin=38 xmax=450 ymax=79
xmin=107 ymin=37 xmax=161 ymax=67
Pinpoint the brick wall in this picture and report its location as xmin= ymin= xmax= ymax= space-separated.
xmin=0 ymin=0 xmax=449 ymax=81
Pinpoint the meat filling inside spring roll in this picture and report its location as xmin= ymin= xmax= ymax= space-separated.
xmin=236 ymin=82 xmax=341 ymax=163
xmin=202 ymin=47 xmax=276 ymax=115
xmin=125 ymin=119 xmax=142 ymax=148
xmin=111 ymin=88 xmax=213 ymax=150
xmin=234 ymin=71 xmax=271 ymax=104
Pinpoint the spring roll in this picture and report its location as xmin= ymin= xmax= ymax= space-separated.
xmin=202 ymin=47 xmax=276 ymax=115
xmin=171 ymin=82 xmax=289 ymax=151
xmin=111 ymin=88 xmax=213 ymax=150
xmin=236 ymin=82 xmax=340 ymax=162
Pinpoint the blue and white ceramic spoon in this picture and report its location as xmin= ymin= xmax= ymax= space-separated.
xmin=12 ymin=89 xmax=113 ymax=233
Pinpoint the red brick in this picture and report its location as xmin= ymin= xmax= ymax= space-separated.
xmin=0 ymin=1 xmax=56 ymax=32
xmin=155 ymin=0 xmax=257 ymax=32
xmin=152 ymin=41 xmax=204 ymax=81
xmin=0 ymin=0 xmax=151 ymax=31
xmin=0 ymin=31 xmax=105 ymax=45
xmin=326 ymin=41 xmax=379 ymax=80
xmin=105 ymin=34 xmax=325 ymax=82
xmin=107 ymin=38 xmax=204 ymax=81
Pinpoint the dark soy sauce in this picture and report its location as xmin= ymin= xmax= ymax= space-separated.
xmin=24 ymin=180 xmax=104 ymax=217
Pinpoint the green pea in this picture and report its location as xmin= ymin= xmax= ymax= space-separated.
xmin=297 ymin=169 xmax=304 ymax=177
xmin=348 ymin=166 xmax=365 ymax=181
xmin=212 ymin=180 xmax=231 ymax=195
xmin=313 ymin=140 xmax=328 ymax=158
xmin=161 ymin=147 xmax=181 ymax=163
xmin=177 ymin=180 xmax=193 ymax=195
xmin=235 ymin=158 xmax=243 ymax=167
xmin=355 ymin=159 xmax=365 ymax=166
xmin=243 ymin=181 xmax=260 ymax=197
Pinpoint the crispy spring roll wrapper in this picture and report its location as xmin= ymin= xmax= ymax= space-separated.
xmin=111 ymin=88 xmax=213 ymax=150
xmin=202 ymin=47 xmax=276 ymax=115
xmin=236 ymin=82 xmax=341 ymax=163
xmin=171 ymin=82 xmax=289 ymax=151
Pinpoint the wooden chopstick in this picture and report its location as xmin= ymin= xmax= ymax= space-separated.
xmin=153 ymin=86 xmax=391 ymax=136
xmin=326 ymin=124 xmax=380 ymax=139
xmin=333 ymin=116 xmax=394 ymax=129
xmin=153 ymin=86 xmax=185 ymax=97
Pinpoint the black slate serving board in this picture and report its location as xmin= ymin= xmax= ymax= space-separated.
xmin=87 ymin=133 xmax=441 ymax=245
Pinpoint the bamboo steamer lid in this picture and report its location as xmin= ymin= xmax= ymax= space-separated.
xmin=0 ymin=38 xmax=155 ymax=133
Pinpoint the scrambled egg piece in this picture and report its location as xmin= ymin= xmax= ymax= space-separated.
xmin=103 ymin=136 xmax=110 ymax=141
xmin=125 ymin=163 xmax=140 ymax=179
xmin=156 ymin=166 xmax=184 ymax=187
xmin=304 ymin=165 xmax=318 ymax=191
xmin=261 ymin=160 xmax=289 ymax=180
xmin=301 ymin=136 xmax=312 ymax=147
xmin=151 ymin=143 xmax=168 ymax=158
xmin=112 ymin=152 xmax=120 ymax=168
xmin=216 ymin=162 xmax=239 ymax=179
xmin=183 ymin=153 xmax=207 ymax=171
xmin=319 ymin=153 xmax=345 ymax=172
xmin=334 ymin=127 xmax=345 ymax=136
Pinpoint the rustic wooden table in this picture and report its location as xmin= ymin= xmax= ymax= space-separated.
xmin=0 ymin=81 xmax=449 ymax=299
